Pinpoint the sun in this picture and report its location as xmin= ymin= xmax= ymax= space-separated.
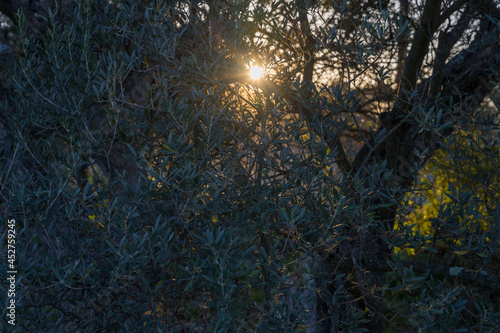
xmin=249 ymin=63 xmax=265 ymax=80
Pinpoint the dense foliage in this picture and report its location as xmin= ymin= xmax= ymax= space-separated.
xmin=0 ymin=0 xmax=499 ymax=332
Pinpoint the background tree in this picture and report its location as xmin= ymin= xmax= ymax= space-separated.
xmin=0 ymin=0 xmax=499 ymax=332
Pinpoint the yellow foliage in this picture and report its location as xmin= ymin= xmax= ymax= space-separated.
xmin=398 ymin=132 xmax=499 ymax=255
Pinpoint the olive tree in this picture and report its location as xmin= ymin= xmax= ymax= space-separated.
xmin=0 ymin=0 xmax=499 ymax=332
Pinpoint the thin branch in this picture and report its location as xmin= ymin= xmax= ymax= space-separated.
xmin=439 ymin=0 xmax=470 ymax=26
xmin=393 ymin=0 xmax=443 ymax=120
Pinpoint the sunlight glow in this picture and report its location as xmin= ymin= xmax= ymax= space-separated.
xmin=249 ymin=64 xmax=265 ymax=80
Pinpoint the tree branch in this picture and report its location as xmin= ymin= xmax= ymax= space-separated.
xmin=429 ymin=5 xmax=472 ymax=99
xmin=353 ymin=3 xmax=499 ymax=189
xmin=326 ymin=247 xmax=500 ymax=291
xmin=439 ymin=0 xmax=469 ymax=26
xmin=393 ymin=0 xmax=443 ymax=118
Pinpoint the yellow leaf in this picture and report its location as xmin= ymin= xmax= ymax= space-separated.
xmin=161 ymin=143 xmax=174 ymax=152
xmin=84 ymin=267 xmax=93 ymax=278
